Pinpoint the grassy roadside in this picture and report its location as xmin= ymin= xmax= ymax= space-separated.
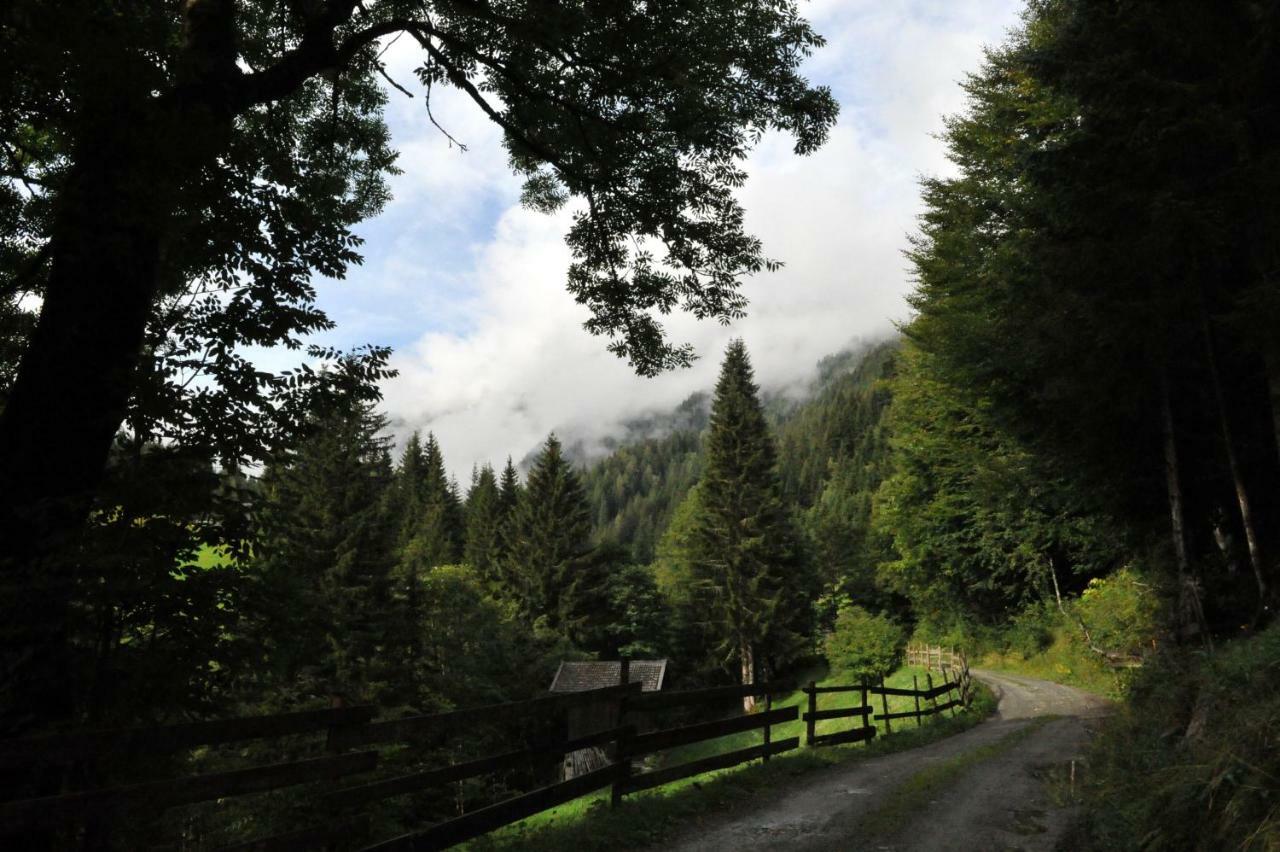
xmin=1064 ymin=625 xmax=1280 ymax=850
xmin=977 ymin=626 xmax=1129 ymax=699
xmin=468 ymin=667 xmax=997 ymax=851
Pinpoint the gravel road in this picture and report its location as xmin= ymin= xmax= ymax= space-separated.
xmin=659 ymin=670 xmax=1111 ymax=852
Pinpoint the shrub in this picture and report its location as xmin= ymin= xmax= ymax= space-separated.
xmin=824 ymin=606 xmax=906 ymax=681
xmin=1072 ymin=566 xmax=1162 ymax=658
xmin=1000 ymin=602 xmax=1055 ymax=659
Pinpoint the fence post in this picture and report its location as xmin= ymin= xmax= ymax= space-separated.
xmin=926 ymin=672 xmax=940 ymax=718
xmin=912 ymin=675 xmax=922 ymax=727
xmin=805 ymin=681 xmax=817 ymax=747
xmin=879 ymin=676 xmax=892 ymax=736
xmin=859 ymin=678 xmax=868 ymax=742
xmin=943 ymin=670 xmax=960 ymax=717
xmin=612 ymin=725 xmax=632 ymax=809
xmin=762 ymin=691 xmax=773 ymax=762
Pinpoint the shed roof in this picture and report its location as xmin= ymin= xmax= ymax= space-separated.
xmin=549 ymin=660 xmax=667 ymax=694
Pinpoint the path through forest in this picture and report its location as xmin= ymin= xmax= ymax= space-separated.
xmin=658 ymin=670 xmax=1111 ymax=851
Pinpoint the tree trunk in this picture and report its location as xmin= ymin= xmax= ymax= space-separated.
xmin=0 ymin=0 xmax=238 ymax=734
xmin=1267 ymin=350 xmax=1280 ymax=469
xmin=1160 ymin=373 xmax=1212 ymax=649
xmin=0 ymin=120 xmax=174 ymax=735
xmin=740 ymin=641 xmax=756 ymax=713
xmin=1200 ymin=309 xmax=1268 ymax=610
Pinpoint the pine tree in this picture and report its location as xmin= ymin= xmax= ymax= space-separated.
xmin=494 ymin=457 xmax=522 ymax=588
xmin=253 ymin=405 xmax=396 ymax=701
xmin=464 ymin=464 xmax=503 ymax=586
xmin=391 ymin=433 xmax=426 ymax=546
xmin=502 ymin=436 xmax=598 ymax=638
xmin=497 ymin=457 xmax=521 ymax=518
xmin=386 ymin=432 xmax=465 ymax=703
xmin=690 ymin=340 xmax=812 ymax=705
xmin=411 ymin=433 xmax=464 ymax=566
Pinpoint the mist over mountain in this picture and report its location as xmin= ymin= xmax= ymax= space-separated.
xmin=562 ymin=338 xmax=899 ymax=563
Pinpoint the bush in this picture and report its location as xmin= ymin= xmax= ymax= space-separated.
xmin=1073 ymin=567 xmax=1162 ymax=658
xmin=824 ymin=606 xmax=906 ymax=681
xmin=1002 ymin=603 xmax=1055 ymax=659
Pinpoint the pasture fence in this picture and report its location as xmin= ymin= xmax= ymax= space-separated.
xmin=1 ymin=657 xmax=970 ymax=851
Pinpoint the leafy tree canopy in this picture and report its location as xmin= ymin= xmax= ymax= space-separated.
xmin=0 ymin=0 xmax=839 ymax=532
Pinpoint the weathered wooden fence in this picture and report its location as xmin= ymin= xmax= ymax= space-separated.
xmin=802 ymin=668 xmax=967 ymax=748
xmin=906 ymin=642 xmax=964 ymax=672
xmin=613 ymin=681 xmax=797 ymax=802
xmin=906 ymin=642 xmax=974 ymax=706
xmin=0 ymin=659 xmax=970 ymax=851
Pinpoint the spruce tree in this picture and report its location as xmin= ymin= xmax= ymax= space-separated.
xmin=391 ymin=433 xmax=426 ymax=546
xmin=494 ymin=457 xmax=522 ymax=588
xmin=690 ymin=340 xmax=812 ymax=703
xmin=497 ymin=457 xmax=521 ymax=519
xmin=464 ymin=464 xmax=503 ymax=587
xmin=502 ymin=436 xmax=598 ymax=637
xmin=253 ymin=405 xmax=396 ymax=701
xmin=387 ymin=432 xmax=464 ymax=703
xmin=413 ymin=434 xmax=464 ymax=566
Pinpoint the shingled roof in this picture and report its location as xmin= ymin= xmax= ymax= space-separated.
xmin=549 ymin=660 xmax=667 ymax=694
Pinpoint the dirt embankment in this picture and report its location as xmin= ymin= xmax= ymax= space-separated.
xmin=659 ymin=670 xmax=1110 ymax=852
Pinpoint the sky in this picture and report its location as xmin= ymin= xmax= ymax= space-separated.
xmin=301 ymin=0 xmax=1025 ymax=478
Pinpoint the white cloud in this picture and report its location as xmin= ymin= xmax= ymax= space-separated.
xmin=317 ymin=0 xmax=1025 ymax=477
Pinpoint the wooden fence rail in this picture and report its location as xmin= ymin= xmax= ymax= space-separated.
xmin=801 ymin=648 xmax=971 ymax=750
xmin=0 ymin=705 xmax=379 ymax=769
xmin=1 ymin=658 xmax=973 ymax=851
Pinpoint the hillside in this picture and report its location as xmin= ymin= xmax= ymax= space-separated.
xmin=574 ymin=339 xmax=898 ymax=564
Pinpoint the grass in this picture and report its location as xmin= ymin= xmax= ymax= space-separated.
xmin=467 ymin=665 xmax=997 ymax=851
xmin=669 ymin=664 xmax=962 ymax=764
xmin=856 ymin=716 xmax=1053 ymax=837
xmin=978 ymin=625 xmax=1129 ymax=699
xmin=1065 ymin=625 xmax=1280 ymax=851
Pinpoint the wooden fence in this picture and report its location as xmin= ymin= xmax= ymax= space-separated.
xmin=907 ymin=643 xmax=974 ymax=708
xmin=0 ymin=660 xmax=969 ymax=851
xmin=802 ymin=668 xmax=967 ymax=748
xmin=905 ymin=642 xmax=965 ymax=672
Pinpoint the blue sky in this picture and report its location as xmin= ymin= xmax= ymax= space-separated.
xmin=298 ymin=0 xmax=1025 ymax=477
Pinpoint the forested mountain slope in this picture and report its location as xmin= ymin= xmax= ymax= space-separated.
xmin=576 ymin=339 xmax=898 ymax=564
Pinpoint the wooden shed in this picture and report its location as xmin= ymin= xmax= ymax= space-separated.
xmin=549 ymin=659 xmax=667 ymax=778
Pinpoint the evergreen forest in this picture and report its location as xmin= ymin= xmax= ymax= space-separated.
xmin=3 ymin=0 xmax=1280 ymax=849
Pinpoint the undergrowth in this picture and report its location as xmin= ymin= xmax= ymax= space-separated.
xmin=979 ymin=625 xmax=1130 ymax=699
xmin=1067 ymin=625 xmax=1280 ymax=851
xmin=918 ymin=567 xmax=1165 ymax=700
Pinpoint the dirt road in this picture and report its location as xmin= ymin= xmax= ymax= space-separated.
xmin=660 ymin=670 xmax=1110 ymax=852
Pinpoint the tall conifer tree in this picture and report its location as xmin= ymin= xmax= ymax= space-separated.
xmin=253 ymin=405 xmax=396 ymax=701
xmin=497 ymin=457 xmax=521 ymax=518
xmin=691 ymin=340 xmax=811 ymax=703
xmin=464 ymin=464 xmax=503 ymax=587
xmin=494 ymin=457 xmax=523 ymax=589
xmin=389 ymin=432 xmax=464 ymax=698
xmin=503 ymin=436 xmax=599 ymax=636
